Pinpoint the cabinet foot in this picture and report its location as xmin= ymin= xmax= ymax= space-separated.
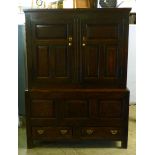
xmin=121 ymin=140 xmax=128 ymax=149
xmin=27 ymin=140 xmax=33 ymax=149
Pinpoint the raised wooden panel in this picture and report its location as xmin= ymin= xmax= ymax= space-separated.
xmin=31 ymin=100 xmax=56 ymax=117
xmin=86 ymin=24 xmax=118 ymax=39
xmin=63 ymin=100 xmax=89 ymax=118
xmin=53 ymin=46 xmax=70 ymax=77
xmin=83 ymin=46 xmax=99 ymax=78
xmin=81 ymin=44 xmax=119 ymax=81
xmin=36 ymin=25 xmax=67 ymax=39
xmin=33 ymin=44 xmax=73 ymax=85
xmin=98 ymin=100 xmax=122 ymax=118
xmin=105 ymin=45 xmax=118 ymax=77
xmin=36 ymin=46 xmax=49 ymax=77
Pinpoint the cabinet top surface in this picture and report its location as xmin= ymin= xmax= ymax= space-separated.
xmin=24 ymin=8 xmax=131 ymax=13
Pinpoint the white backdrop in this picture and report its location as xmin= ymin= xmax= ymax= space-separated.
xmin=127 ymin=24 xmax=136 ymax=104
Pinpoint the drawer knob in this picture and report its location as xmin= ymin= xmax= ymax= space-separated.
xmin=60 ymin=129 xmax=68 ymax=135
xmin=37 ymin=129 xmax=44 ymax=135
xmin=110 ymin=130 xmax=118 ymax=135
xmin=86 ymin=129 xmax=94 ymax=135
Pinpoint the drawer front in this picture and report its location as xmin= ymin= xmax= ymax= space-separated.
xmin=81 ymin=127 xmax=122 ymax=139
xmin=32 ymin=127 xmax=72 ymax=139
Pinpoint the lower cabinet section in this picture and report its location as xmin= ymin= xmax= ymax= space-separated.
xmin=25 ymin=89 xmax=129 ymax=148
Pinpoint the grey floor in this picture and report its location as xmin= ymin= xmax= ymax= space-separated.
xmin=18 ymin=105 xmax=136 ymax=155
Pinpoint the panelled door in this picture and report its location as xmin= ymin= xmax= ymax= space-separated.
xmin=26 ymin=12 xmax=76 ymax=88
xmin=79 ymin=13 xmax=128 ymax=88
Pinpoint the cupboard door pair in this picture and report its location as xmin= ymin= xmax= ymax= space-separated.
xmin=26 ymin=11 xmax=128 ymax=88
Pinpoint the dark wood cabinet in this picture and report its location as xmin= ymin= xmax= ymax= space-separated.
xmin=24 ymin=8 xmax=131 ymax=148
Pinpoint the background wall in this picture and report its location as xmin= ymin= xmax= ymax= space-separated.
xmin=117 ymin=0 xmax=136 ymax=103
xmin=18 ymin=25 xmax=26 ymax=115
xmin=127 ymin=25 xmax=136 ymax=104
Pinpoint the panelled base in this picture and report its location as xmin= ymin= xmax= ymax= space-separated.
xmin=25 ymin=89 xmax=129 ymax=148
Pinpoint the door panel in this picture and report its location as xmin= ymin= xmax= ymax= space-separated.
xmin=79 ymin=16 xmax=125 ymax=88
xmin=63 ymin=100 xmax=89 ymax=118
xmin=98 ymin=100 xmax=123 ymax=118
xmin=36 ymin=46 xmax=50 ymax=77
xmin=83 ymin=45 xmax=100 ymax=79
xmin=60 ymin=99 xmax=95 ymax=125
xmin=28 ymin=14 xmax=76 ymax=88
xmin=86 ymin=24 xmax=118 ymax=39
xmin=36 ymin=24 xmax=67 ymax=39
xmin=105 ymin=45 xmax=118 ymax=77
xmin=53 ymin=46 xmax=70 ymax=78
xmin=31 ymin=100 xmax=56 ymax=118
xmin=34 ymin=44 xmax=73 ymax=83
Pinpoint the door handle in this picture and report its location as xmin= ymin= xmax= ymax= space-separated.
xmin=68 ymin=36 xmax=72 ymax=46
xmin=82 ymin=36 xmax=86 ymax=46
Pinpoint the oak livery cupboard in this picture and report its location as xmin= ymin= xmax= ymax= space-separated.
xmin=24 ymin=8 xmax=131 ymax=148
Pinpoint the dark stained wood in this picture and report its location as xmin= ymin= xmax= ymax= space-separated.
xmin=36 ymin=46 xmax=49 ymax=77
xmin=24 ymin=8 xmax=130 ymax=89
xmin=32 ymin=127 xmax=73 ymax=140
xmin=81 ymin=127 xmax=122 ymax=139
xmin=24 ymin=8 xmax=131 ymax=148
xmin=25 ymin=88 xmax=129 ymax=148
xmin=31 ymin=100 xmax=56 ymax=117
xmin=79 ymin=12 xmax=127 ymax=87
xmin=63 ymin=100 xmax=89 ymax=118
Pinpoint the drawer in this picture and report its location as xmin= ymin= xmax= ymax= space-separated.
xmin=32 ymin=127 xmax=72 ymax=140
xmin=81 ymin=127 xmax=122 ymax=139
